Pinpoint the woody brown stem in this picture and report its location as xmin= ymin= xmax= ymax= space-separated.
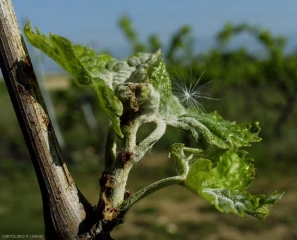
xmin=0 ymin=1 xmax=95 ymax=238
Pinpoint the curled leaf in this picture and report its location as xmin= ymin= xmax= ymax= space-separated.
xmin=184 ymin=150 xmax=284 ymax=218
xmin=166 ymin=111 xmax=261 ymax=151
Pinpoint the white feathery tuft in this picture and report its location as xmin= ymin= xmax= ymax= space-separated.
xmin=172 ymin=71 xmax=218 ymax=111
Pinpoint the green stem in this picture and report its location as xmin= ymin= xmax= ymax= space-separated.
xmin=134 ymin=117 xmax=166 ymax=163
xmin=121 ymin=175 xmax=184 ymax=212
xmin=99 ymin=117 xmax=166 ymax=213
xmin=104 ymin=125 xmax=117 ymax=169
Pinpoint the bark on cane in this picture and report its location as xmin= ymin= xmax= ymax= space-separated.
xmin=0 ymin=1 xmax=95 ymax=238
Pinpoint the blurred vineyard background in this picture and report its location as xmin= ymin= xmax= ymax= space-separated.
xmin=1 ymin=16 xmax=297 ymax=239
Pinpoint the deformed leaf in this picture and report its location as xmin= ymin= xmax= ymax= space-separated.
xmin=194 ymin=111 xmax=261 ymax=148
xmin=201 ymin=188 xmax=258 ymax=216
xmin=185 ymin=151 xmax=255 ymax=192
xmin=169 ymin=143 xmax=202 ymax=177
xmin=200 ymin=189 xmax=284 ymax=219
xmin=166 ymin=111 xmax=261 ymax=151
xmin=106 ymin=50 xmax=161 ymax=88
xmin=184 ymin=150 xmax=284 ymax=218
xmin=246 ymin=191 xmax=285 ymax=219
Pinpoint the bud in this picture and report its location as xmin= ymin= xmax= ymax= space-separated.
xmin=137 ymin=83 xmax=160 ymax=115
xmin=114 ymin=82 xmax=160 ymax=116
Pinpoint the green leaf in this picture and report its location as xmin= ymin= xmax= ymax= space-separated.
xmin=93 ymin=78 xmax=123 ymax=137
xmin=200 ymin=189 xmax=284 ymax=219
xmin=166 ymin=95 xmax=185 ymax=115
xmin=149 ymin=60 xmax=172 ymax=113
xmin=169 ymin=143 xmax=202 ymax=177
xmin=194 ymin=111 xmax=261 ymax=148
xmin=184 ymin=150 xmax=284 ymax=218
xmin=246 ymin=192 xmax=285 ymax=219
xmin=201 ymin=188 xmax=258 ymax=216
xmin=101 ymin=50 xmax=161 ymax=89
xmin=73 ymin=45 xmax=113 ymax=79
xmin=24 ymin=22 xmax=123 ymax=137
xmin=24 ymin=22 xmax=92 ymax=85
xmin=166 ymin=111 xmax=261 ymax=151
xmin=185 ymin=151 xmax=255 ymax=192
xmin=147 ymin=59 xmax=186 ymax=116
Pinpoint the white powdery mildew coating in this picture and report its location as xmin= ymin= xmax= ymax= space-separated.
xmin=203 ymin=188 xmax=247 ymax=214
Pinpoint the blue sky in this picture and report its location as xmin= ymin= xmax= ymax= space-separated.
xmin=11 ymin=0 xmax=297 ymax=71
